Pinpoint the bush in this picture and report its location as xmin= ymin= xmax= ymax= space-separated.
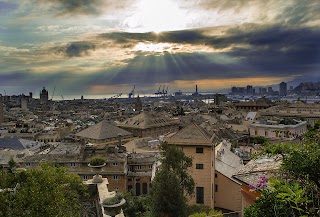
xmin=89 ymin=157 xmax=105 ymax=166
xmin=103 ymin=193 xmax=124 ymax=206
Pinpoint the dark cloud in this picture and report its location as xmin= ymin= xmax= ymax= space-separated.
xmin=38 ymin=0 xmax=103 ymax=15
xmin=54 ymin=41 xmax=96 ymax=57
xmin=36 ymin=0 xmax=134 ymax=16
xmin=93 ymin=25 xmax=320 ymax=85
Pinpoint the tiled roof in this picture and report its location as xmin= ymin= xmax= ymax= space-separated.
xmin=165 ymin=122 xmax=213 ymax=146
xmin=232 ymin=156 xmax=282 ymax=185
xmin=118 ymin=112 xmax=179 ymax=129
xmin=0 ymin=138 xmax=24 ymax=150
xmin=76 ymin=120 xmax=132 ymax=140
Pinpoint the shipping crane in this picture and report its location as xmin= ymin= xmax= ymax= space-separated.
xmin=155 ymin=85 xmax=162 ymax=96
xmin=51 ymin=86 xmax=56 ymax=100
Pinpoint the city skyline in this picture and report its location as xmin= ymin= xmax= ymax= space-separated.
xmin=1 ymin=0 xmax=320 ymax=98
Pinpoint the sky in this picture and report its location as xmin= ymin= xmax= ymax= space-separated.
xmin=0 ymin=0 xmax=320 ymax=99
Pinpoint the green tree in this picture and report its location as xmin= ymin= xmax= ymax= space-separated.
xmin=150 ymin=170 xmax=187 ymax=217
xmin=150 ymin=142 xmax=195 ymax=217
xmin=160 ymin=142 xmax=195 ymax=196
xmin=0 ymin=163 xmax=88 ymax=217
xmin=122 ymin=192 xmax=151 ymax=217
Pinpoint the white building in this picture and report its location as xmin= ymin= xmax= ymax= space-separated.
xmin=249 ymin=120 xmax=307 ymax=140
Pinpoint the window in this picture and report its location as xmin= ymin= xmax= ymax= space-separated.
xmin=142 ymin=183 xmax=148 ymax=194
xmin=26 ymin=163 xmax=31 ymax=167
xmin=113 ymin=162 xmax=118 ymax=166
xmin=70 ymin=162 xmax=76 ymax=167
xmin=215 ymin=184 xmax=218 ymax=192
xmin=136 ymin=183 xmax=141 ymax=196
xmin=196 ymin=147 xmax=203 ymax=153
xmin=128 ymin=185 xmax=133 ymax=191
xmin=128 ymin=178 xmax=132 ymax=182
xmin=148 ymin=165 xmax=153 ymax=169
xmin=255 ymin=130 xmax=258 ymax=135
xmin=112 ymin=175 xmax=119 ymax=180
xmin=196 ymin=164 xmax=204 ymax=169
xmin=136 ymin=166 xmax=142 ymax=170
xmin=196 ymin=187 xmax=204 ymax=204
xmin=215 ymin=173 xmax=217 ymax=178
xmin=83 ymin=175 xmax=88 ymax=180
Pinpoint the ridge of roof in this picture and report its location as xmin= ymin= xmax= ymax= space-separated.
xmin=76 ymin=120 xmax=132 ymax=140
xmin=166 ymin=122 xmax=213 ymax=146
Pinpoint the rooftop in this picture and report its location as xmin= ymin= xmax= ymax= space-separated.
xmin=118 ymin=111 xmax=179 ymax=129
xmin=165 ymin=122 xmax=213 ymax=146
xmin=76 ymin=120 xmax=132 ymax=140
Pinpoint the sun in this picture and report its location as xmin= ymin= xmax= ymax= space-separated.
xmin=123 ymin=0 xmax=188 ymax=33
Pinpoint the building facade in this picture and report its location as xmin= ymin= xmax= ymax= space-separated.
xmin=165 ymin=123 xmax=215 ymax=208
xmin=279 ymin=82 xmax=287 ymax=96
xmin=249 ymin=121 xmax=307 ymax=139
xmin=118 ymin=112 xmax=180 ymax=139
xmin=40 ymin=87 xmax=49 ymax=104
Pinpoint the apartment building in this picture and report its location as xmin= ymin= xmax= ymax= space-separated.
xmin=165 ymin=123 xmax=215 ymax=208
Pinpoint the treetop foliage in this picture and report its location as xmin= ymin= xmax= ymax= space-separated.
xmin=0 ymin=163 xmax=88 ymax=217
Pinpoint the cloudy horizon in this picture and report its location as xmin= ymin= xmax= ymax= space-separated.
xmin=1 ymin=0 xmax=319 ymax=99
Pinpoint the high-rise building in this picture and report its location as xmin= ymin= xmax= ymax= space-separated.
xmin=0 ymin=95 xmax=4 ymax=124
xmin=246 ymin=85 xmax=253 ymax=94
xmin=231 ymin=86 xmax=238 ymax=94
xmin=261 ymin=87 xmax=267 ymax=95
xmin=238 ymin=87 xmax=245 ymax=93
xmin=40 ymin=87 xmax=49 ymax=104
xmin=267 ymin=87 xmax=273 ymax=94
xmin=279 ymin=82 xmax=287 ymax=96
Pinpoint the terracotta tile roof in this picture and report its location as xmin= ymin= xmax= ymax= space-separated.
xmin=76 ymin=120 xmax=132 ymax=140
xmin=165 ymin=122 xmax=213 ymax=146
xmin=118 ymin=111 xmax=179 ymax=129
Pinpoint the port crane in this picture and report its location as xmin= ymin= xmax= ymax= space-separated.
xmin=51 ymin=86 xmax=56 ymax=100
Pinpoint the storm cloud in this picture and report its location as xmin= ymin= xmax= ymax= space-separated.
xmin=54 ymin=41 xmax=96 ymax=57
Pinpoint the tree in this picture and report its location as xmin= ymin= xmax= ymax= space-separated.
xmin=245 ymin=129 xmax=320 ymax=216
xmin=150 ymin=142 xmax=195 ymax=217
xmin=123 ymin=192 xmax=151 ymax=217
xmin=0 ymin=163 xmax=88 ymax=217
xmin=160 ymin=142 xmax=195 ymax=196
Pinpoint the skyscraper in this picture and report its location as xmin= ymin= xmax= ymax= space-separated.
xmin=0 ymin=95 xmax=4 ymax=124
xmin=246 ymin=85 xmax=253 ymax=94
xmin=279 ymin=82 xmax=287 ymax=96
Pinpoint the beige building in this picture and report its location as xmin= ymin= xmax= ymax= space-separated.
xmin=165 ymin=123 xmax=215 ymax=208
xmin=22 ymin=143 xmax=129 ymax=193
xmin=260 ymin=101 xmax=320 ymax=126
xmin=249 ymin=120 xmax=307 ymax=140
xmin=215 ymin=140 xmax=244 ymax=213
xmin=117 ymin=111 xmax=179 ymax=138
xmin=235 ymin=98 xmax=274 ymax=111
